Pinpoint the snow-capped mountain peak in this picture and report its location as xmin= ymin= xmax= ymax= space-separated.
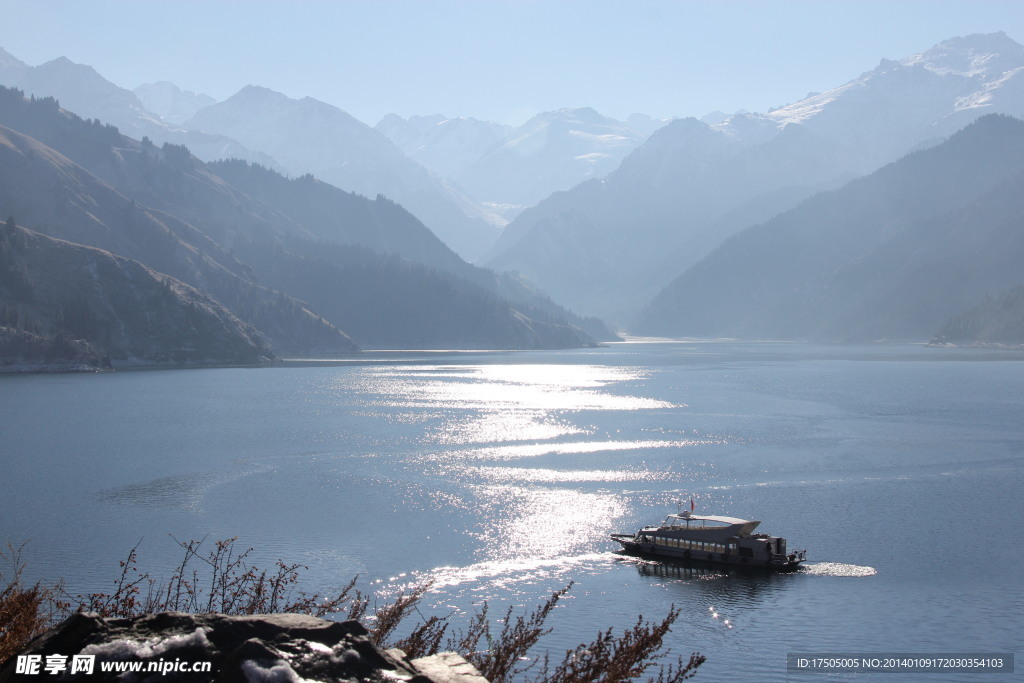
xmin=901 ymin=31 xmax=1024 ymax=78
xmin=712 ymin=31 xmax=1024 ymax=164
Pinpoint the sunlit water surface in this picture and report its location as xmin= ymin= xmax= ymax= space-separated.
xmin=2 ymin=341 xmax=1022 ymax=681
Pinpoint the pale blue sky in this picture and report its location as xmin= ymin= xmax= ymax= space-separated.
xmin=4 ymin=0 xmax=1023 ymax=125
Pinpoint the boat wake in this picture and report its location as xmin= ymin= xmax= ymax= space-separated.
xmin=800 ymin=562 xmax=878 ymax=577
xmin=375 ymin=552 xmax=621 ymax=596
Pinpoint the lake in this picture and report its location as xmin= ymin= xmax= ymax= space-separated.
xmin=1 ymin=340 xmax=1021 ymax=681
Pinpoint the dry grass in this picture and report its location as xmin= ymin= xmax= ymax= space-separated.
xmin=2 ymin=538 xmax=703 ymax=681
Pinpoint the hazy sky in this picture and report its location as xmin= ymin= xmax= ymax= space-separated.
xmin=5 ymin=0 xmax=1023 ymax=125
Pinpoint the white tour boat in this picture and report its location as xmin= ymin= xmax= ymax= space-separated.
xmin=611 ymin=510 xmax=806 ymax=571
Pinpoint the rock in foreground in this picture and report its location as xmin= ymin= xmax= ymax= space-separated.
xmin=0 ymin=612 xmax=486 ymax=682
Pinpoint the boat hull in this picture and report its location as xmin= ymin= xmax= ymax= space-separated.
xmin=611 ymin=534 xmax=804 ymax=572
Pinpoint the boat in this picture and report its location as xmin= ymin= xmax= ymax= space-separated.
xmin=611 ymin=509 xmax=806 ymax=571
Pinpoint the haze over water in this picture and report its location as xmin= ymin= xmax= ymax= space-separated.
xmin=2 ymin=340 xmax=1021 ymax=681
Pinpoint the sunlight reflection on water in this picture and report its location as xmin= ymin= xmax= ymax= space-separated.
xmin=463 ymin=466 xmax=666 ymax=484
xmin=372 ymin=552 xmax=621 ymax=606
xmin=342 ymin=362 xmax=720 ymax=575
xmin=418 ymin=439 xmax=717 ymax=463
xmin=468 ymin=486 xmax=626 ymax=560
xmin=349 ymin=364 xmax=677 ymax=414
xmin=431 ymin=409 xmax=585 ymax=445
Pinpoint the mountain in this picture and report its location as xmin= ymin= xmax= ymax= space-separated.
xmin=206 ymin=159 xmax=616 ymax=344
xmin=0 ymin=220 xmax=272 ymax=368
xmin=0 ymin=86 xmax=596 ymax=356
xmin=0 ymin=47 xmax=25 ymax=72
xmin=635 ymin=114 xmax=1024 ymax=342
xmin=375 ymin=113 xmax=511 ymax=185
xmin=715 ymin=31 xmax=1024 ymax=172
xmin=207 ymin=159 xmax=467 ymax=273
xmin=206 ymin=158 xmax=614 ymax=339
xmin=487 ymin=116 xmax=854 ymax=321
xmin=625 ymin=113 xmax=670 ymax=137
xmin=461 ymin=107 xmax=649 ymax=213
xmin=134 ymin=81 xmax=216 ymax=125
xmin=186 ymin=86 xmax=503 ymax=261
xmin=231 ymin=239 xmax=592 ymax=350
xmin=377 ymin=108 xmax=657 ymax=221
xmin=0 ymin=49 xmax=277 ymax=169
xmin=0 ymin=106 xmax=355 ymax=356
xmin=485 ymin=33 xmax=1024 ymax=323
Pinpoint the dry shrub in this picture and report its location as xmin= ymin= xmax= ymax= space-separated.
xmin=4 ymin=538 xmax=704 ymax=681
xmin=534 ymin=605 xmax=706 ymax=682
xmin=0 ymin=544 xmax=54 ymax=663
xmin=366 ymin=581 xmax=434 ymax=646
xmin=355 ymin=579 xmax=705 ymax=683
xmin=53 ymin=536 xmax=362 ymax=619
xmin=469 ymin=584 xmax=572 ymax=682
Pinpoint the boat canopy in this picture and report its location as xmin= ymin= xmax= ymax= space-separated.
xmin=666 ymin=513 xmax=759 ymax=527
xmin=657 ymin=511 xmax=763 ymax=538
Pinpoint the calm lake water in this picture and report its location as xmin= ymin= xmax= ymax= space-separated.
xmin=2 ymin=340 xmax=1022 ymax=681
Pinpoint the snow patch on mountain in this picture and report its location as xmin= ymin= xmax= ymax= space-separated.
xmin=134 ymin=81 xmax=216 ymax=124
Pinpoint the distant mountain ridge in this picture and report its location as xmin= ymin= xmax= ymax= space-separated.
xmin=186 ymin=86 xmax=503 ymax=261
xmin=0 ymin=45 xmax=664 ymax=262
xmin=377 ymin=107 xmax=661 ymax=220
xmin=0 ymin=47 xmax=508 ymax=262
xmin=715 ymin=31 xmax=1024 ymax=171
xmin=485 ymin=32 xmax=1024 ymax=323
xmin=0 ymin=86 xmax=598 ymax=365
xmin=134 ymin=81 xmax=216 ymax=125
xmin=0 ymin=48 xmax=277 ymax=169
xmin=635 ymin=114 xmax=1024 ymax=342
xmin=375 ymin=113 xmax=512 ymax=186
xmin=207 ymin=160 xmax=618 ymax=343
